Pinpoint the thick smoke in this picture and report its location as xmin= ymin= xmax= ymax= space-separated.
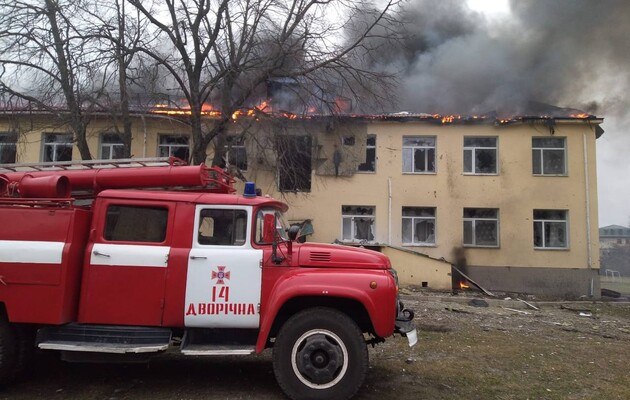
xmin=377 ymin=0 xmax=630 ymax=117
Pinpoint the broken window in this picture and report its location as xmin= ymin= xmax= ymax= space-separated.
xmin=532 ymin=137 xmax=566 ymax=175
xmin=276 ymin=135 xmax=312 ymax=192
xmin=43 ymin=133 xmax=73 ymax=162
xmin=403 ymin=136 xmax=435 ymax=173
xmin=218 ymin=137 xmax=248 ymax=171
xmin=464 ymin=137 xmax=497 ymax=174
xmin=100 ymin=133 xmax=126 ymax=160
xmin=0 ymin=132 xmax=17 ymax=163
xmin=342 ymin=136 xmax=355 ymax=146
xmin=158 ymin=134 xmax=189 ymax=161
xmin=358 ymin=135 xmax=376 ymax=172
xmin=342 ymin=205 xmax=375 ymax=243
xmin=463 ymin=208 xmax=499 ymax=247
xmin=533 ymin=210 xmax=568 ymax=249
xmin=402 ymin=207 xmax=436 ymax=245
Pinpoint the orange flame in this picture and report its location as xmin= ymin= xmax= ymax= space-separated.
xmin=571 ymin=113 xmax=590 ymax=119
xmin=459 ymin=281 xmax=470 ymax=289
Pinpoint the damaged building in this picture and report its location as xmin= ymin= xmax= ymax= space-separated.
xmin=0 ymin=106 xmax=603 ymax=298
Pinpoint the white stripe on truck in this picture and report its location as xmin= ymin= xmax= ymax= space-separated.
xmin=0 ymin=240 xmax=65 ymax=264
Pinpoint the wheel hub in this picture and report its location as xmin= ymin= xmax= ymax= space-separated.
xmin=296 ymin=333 xmax=343 ymax=385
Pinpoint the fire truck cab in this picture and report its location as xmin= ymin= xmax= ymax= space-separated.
xmin=0 ymin=158 xmax=416 ymax=400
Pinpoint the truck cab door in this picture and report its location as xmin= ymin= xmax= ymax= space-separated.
xmin=184 ymin=205 xmax=262 ymax=328
xmin=79 ymin=202 xmax=172 ymax=326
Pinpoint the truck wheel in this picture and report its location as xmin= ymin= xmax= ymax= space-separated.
xmin=272 ymin=307 xmax=368 ymax=400
xmin=0 ymin=318 xmax=17 ymax=386
xmin=12 ymin=325 xmax=35 ymax=378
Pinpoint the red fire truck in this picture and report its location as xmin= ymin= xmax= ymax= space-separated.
xmin=0 ymin=158 xmax=416 ymax=400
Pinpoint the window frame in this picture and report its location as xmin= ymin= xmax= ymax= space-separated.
xmin=532 ymin=137 xmax=567 ymax=176
xmin=357 ymin=134 xmax=376 ymax=173
xmin=533 ymin=209 xmax=569 ymax=250
xmin=103 ymin=204 xmax=169 ymax=243
xmin=220 ymin=137 xmax=248 ymax=171
xmin=463 ymin=136 xmax=498 ymax=175
xmin=341 ymin=205 xmax=376 ymax=244
xmin=402 ymin=136 xmax=436 ymax=174
xmin=0 ymin=132 xmax=18 ymax=164
xmin=195 ymin=207 xmax=249 ymax=247
xmin=100 ymin=133 xmax=126 ymax=160
xmin=42 ymin=133 xmax=73 ymax=162
xmin=158 ymin=134 xmax=190 ymax=161
xmin=463 ymin=208 xmax=500 ymax=248
xmin=402 ymin=207 xmax=436 ymax=246
xmin=276 ymin=135 xmax=312 ymax=192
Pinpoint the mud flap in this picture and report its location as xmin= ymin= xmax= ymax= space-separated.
xmin=394 ymin=300 xmax=417 ymax=347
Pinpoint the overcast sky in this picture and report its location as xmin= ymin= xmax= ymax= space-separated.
xmin=382 ymin=0 xmax=630 ymax=227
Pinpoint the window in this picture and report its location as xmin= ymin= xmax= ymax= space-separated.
xmin=198 ymin=209 xmax=247 ymax=246
xmin=463 ymin=208 xmax=499 ymax=247
xmin=342 ymin=205 xmax=375 ymax=243
xmin=104 ymin=205 xmax=168 ymax=242
xmin=159 ymin=135 xmax=189 ymax=161
xmin=276 ymin=135 xmax=312 ymax=192
xmin=403 ymin=136 xmax=435 ymax=173
xmin=219 ymin=137 xmax=247 ymax=171
xmin=532 ymin=137 xmax=566 ymax=175
xmin=342 ymin=136 xmax=355 ymax=146
xmin=0 ymin=132 xmax=17 ymax=163
xmin=100 ymin=133 xmax=126 ymax=160
xmin=533 ymin=210 xmax=568 ymax=249
xmin=43 ymin=133 xmax=73 ymax=162
xmin=358 ymin=135 xmax=376 ymax=172
xmin=402 ymin=207 xmax=436 ymax=245
xmin=464 ymin=137 xmax=497 ymax=174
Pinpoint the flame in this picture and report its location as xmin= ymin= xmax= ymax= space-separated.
xmin=459 ymin=281 xmax=470 ymax=289
xmin=152 ymin=102 xmax=222 ymax=117
xmin=571 ymin=113 xmax=590 ymax=119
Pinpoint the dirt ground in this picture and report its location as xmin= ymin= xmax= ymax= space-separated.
xmin=2 ymin=290 xmax=629 ymax=400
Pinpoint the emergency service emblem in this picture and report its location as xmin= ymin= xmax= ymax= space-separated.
xmin=211 ymin=266 xmax=231 ymax=285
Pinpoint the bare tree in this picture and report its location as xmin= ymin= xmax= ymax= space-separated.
xmin=79 ymin=0 xmax=152 ymax=158
xmin=0 ymin=0 xmax=108 ymax=160
xmin=126 ymin=0 xmax=402 ymax=165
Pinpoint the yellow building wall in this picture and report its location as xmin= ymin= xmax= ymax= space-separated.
xmin=266 ymin=122 xmax=597 ymax=268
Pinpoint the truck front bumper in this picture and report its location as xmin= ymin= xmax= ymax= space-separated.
xmin=394 ymin=299 xmax=417 ymax=347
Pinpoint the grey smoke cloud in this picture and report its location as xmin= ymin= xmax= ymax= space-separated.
xmin=380 ymin=0 xmax=630 ymax=117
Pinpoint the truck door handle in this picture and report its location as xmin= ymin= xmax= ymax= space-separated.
xmin=93 ymin=250 xmax=111 ymax=258
xmin=190 ymin=256 xmax=207 ymax=260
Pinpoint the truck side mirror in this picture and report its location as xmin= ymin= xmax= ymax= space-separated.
xmin=262 ymin=213 xmax=276 ymax=243
xmin=287 ymin=225 xmax=300 ymax=241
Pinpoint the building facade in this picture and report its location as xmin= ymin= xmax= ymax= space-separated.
xmin=0 ymin=110 xmax=603 ymax=297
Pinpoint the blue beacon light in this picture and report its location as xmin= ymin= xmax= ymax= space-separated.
xmin=243 ymin=182 xmax=257 ymax=198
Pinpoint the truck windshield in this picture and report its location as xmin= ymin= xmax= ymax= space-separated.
xmin=255 ymin=207 xmax=289 ymax=244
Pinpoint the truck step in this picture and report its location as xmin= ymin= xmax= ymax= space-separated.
xmin=181 ymin=344 xmax=255 ymax=355
xmin=180 ymin=328 xmax=257 ymax=355
xmin=37 ymin=324 xmax=172 ymax=354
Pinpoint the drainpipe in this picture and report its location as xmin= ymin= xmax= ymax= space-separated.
xmin=388 ymin=177 xmax=392 ymax=245
xmin=583 ymin=131 xmax=592 ymax=270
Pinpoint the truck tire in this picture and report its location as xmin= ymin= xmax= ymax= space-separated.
xmin=0 ymin=318 xmax=17 ymax=386
xmin=272 ymin=307 xmax=368 ymax=400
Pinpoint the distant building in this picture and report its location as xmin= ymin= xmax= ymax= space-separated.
xmin=0 ymin=106 xmax=603 ymax=298
xmin=599 ymin=225 xmax=630 ymax=249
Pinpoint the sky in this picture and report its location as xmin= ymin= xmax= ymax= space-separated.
xmin=377 ymin=0 xmax=630 ymax=228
